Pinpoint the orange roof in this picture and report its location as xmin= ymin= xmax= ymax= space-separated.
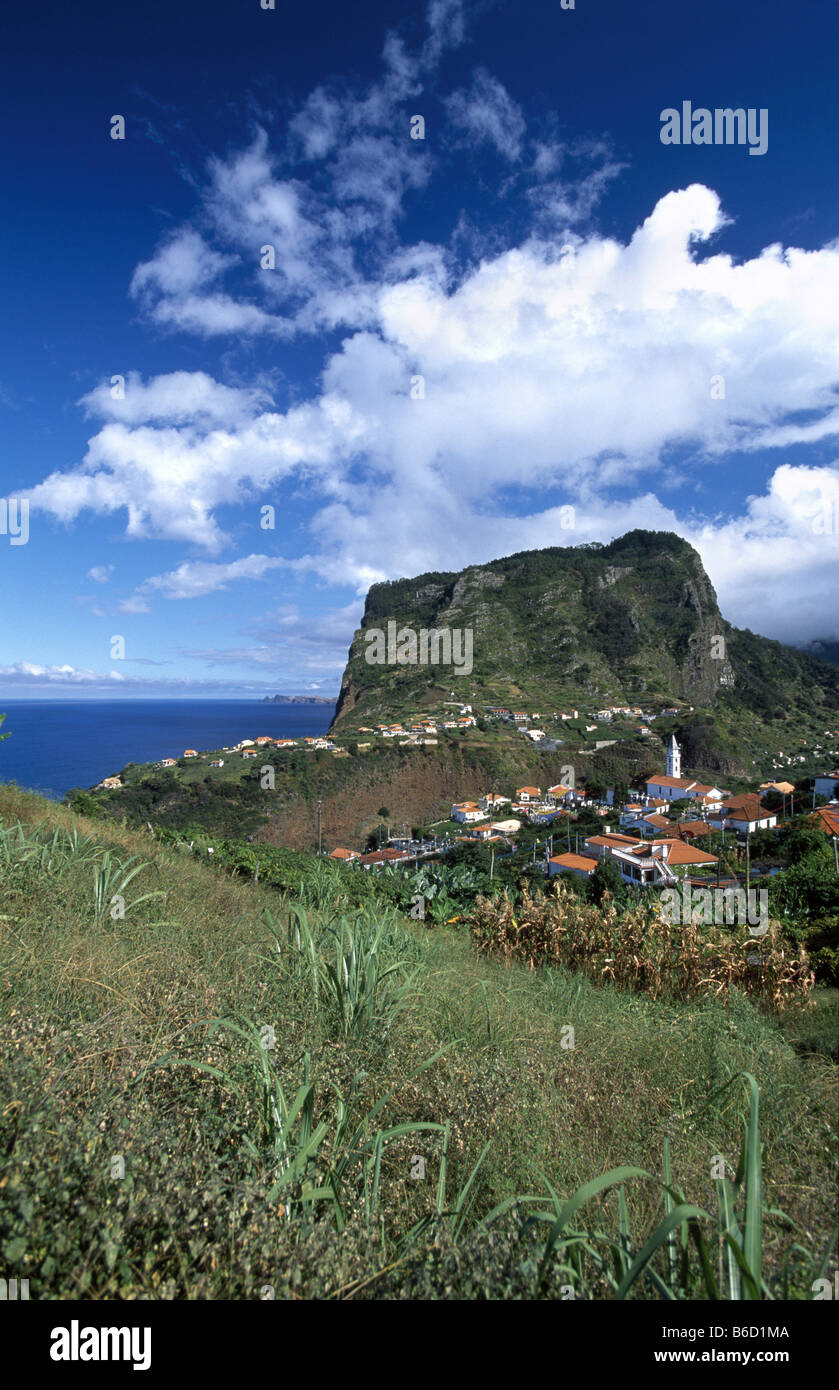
xmin=515 ymin=786 xmax=541 ymax=796
xmin=812 ymin=806 xmax=839 ymax=837
xmin=646 ymin=775 xmax=717 ymax=794
xmin=586 ymin=832 xmax=640 ymax=848
xmin=718 ymin=796 xmax=774 ymax=821
xmin=647 ymin=839 xmax=718 ymax=866
xmin=361 ymin=848 xmax=409 ymax=864
xmin=677 ymin=820 xmax=710 ymax=838
xmin=329 ymin=847 xmax=358 ymax=860
xmin=549 ymin=853 xmax=598 ymax=873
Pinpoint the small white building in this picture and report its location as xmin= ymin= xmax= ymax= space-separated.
xmin=707 ymin=797 xmax=778 ymax=834
xmin=515 ymin=786 xmax=541 ymax=803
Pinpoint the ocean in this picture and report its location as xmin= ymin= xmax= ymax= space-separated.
xmin=0 ymin=700 xmax=337 ymax=800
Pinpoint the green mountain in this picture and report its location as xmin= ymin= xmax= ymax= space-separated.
xmin=332 ymin=530 xmax=839 ymax=761
xmin=80 ymin=530 xmax=837 ymax=847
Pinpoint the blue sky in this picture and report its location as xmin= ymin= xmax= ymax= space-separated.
xmin=2 ymin=0 xmax=838 ymax=698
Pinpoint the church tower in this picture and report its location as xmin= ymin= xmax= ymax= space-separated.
xmin=666 ymin=734 xmax=681 ymax=780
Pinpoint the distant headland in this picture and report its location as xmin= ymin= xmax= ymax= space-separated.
xmin=261 ymin=694 xmax=337 ymax=705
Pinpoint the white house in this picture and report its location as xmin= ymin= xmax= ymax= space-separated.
xmin=210 ymin=759 xmax=224 ymax=768
xmin=451 ymin=801 xmax=487 ymax=823
xmin=515 ymin=786 xmax=542 ymax=803
xmin=583 ymin=832 xmax=718 ymax=886
xmin=707 ymin=796 xmax=778 ymax=834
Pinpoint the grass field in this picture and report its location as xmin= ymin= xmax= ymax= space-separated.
xmin=1 ymin=781 xmax=836 ymax=1299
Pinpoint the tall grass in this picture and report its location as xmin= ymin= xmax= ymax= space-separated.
xmin=0 ymin=789 xmax=835 ymax=1299
xmin=266 ymin=903 xmax=419 ymax=1040
xmin=92 ymin=851 xmax=166 ymax=925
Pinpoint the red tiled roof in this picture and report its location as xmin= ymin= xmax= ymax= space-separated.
xmin=645 ymin=775 xmax=717 ymax=794
xmin=586 ymin=832 xmax=640 ymax=847
xmin=361 ymin=848 xmax=408 ymax=865
xmin=549 ymin=853 xmax=598 ymax=873
xmin=647 ymin=838 xmax=718 ymax=866
xmin=718 ymin=796 xmax=774 ymax=821
xmin=677 ymin=820 xmax=710 ymax=838
xmin=812 ymin=806 xmax=839 ymax=837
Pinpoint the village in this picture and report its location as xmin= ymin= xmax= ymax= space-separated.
xmin=93 ymin=701 xmax=839 ymax=886
xmin=323 ymin=733 xmax=839 ymax=882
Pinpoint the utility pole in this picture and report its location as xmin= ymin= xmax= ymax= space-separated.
xmin=746 ymin=827 xmax=750 ymax=890
xmin=317 ymin=799 xmax=322 ymax=856
xmin=833 ymin=836 xmax=838 ymax=876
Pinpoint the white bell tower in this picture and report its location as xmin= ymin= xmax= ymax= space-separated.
xmin=666 ymin=734 xmax=681 ymax=780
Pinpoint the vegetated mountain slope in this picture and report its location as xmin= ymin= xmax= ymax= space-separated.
xmin=77 ymin=531 xmax=836 ymax=847
xmin=331 ymin=529 xmax=839 ymax=747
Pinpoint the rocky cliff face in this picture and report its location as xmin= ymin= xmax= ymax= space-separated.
xmin=332 ymin=530 xmax=738 ymax=728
